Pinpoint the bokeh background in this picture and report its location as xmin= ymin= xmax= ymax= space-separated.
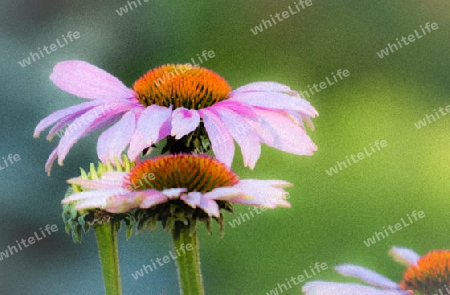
xmin=1 ymin=0 xmax=449 ymax=294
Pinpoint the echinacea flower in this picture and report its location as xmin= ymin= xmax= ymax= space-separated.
xmin=34 ymin=60 xmax=318 ymax=174
xmin=62 ymin=154 xmax=292 ymax=232
xmin=303 ymin=246 xmax=450 ymax=295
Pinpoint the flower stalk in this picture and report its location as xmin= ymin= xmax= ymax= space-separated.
xmin=172 ymin=221 xmax=204 ymax=295
xmin=94 ymin=222 xmax=122 ymax=295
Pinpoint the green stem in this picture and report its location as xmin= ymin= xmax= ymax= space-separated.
xmin=94 ymin=222 xmax=122 ymax=295
xmin=172 ymin=222 xmax=204 ymax=295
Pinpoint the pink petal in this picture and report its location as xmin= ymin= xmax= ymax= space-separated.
xmin=56 ymin=102 xmax=135 ymax=165
xmin=67 ymin=172 xmax=127 ymax=189
xmin=335 ymin=265 xmax=399 ymax=289
xmin=389 ymin=247 xmax=420 ymax=266
xmin=231 ymin=179 xmax=291 ymax=208
xmin=50 ymin=60 xmax=135 ymax=100
xmin=171 ymin=108 xmax=200 ymax=139
xmin=97 ymin=111 xmax=136 ymax=164
xmin=199 ymin=198 xmax=220 ymax=217
xmin=203 ymin=187 xmax=242 ymax=201
xmin=230 ymin=91 xmax=318 ymax=117
xmin=213 ymin=106 xmax=261 ymax=169
xmin=137 ymin=105 xmax=172 ymax=145
xmin=210 ymin=100 xmax=258 ymax=119
xmin=181 ymin=192 xmax=202 ymax=208
xmin=303 ymin=281 xmax=405 ymax=295
xmin=62 ymin=188 xmax=128 ymax=204
xmin=199 ymin=109 xmax=235 ymax=167
xmin=34 ymin=101 xmax=100 ymax=138
xmin=253 ymin=108 xmax=317 ymax=156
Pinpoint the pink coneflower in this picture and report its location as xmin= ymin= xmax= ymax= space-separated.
xmin=62 ymin=154 xmax=292 ymax=218
xmin=303 ymin=246 xmax=450 ymax=295
xmin=34 ymin=61 xmax=318 ymax=174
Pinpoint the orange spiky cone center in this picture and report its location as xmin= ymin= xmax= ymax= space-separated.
xmin=400 ymin=250 xmax=450 ymax=294
xmin=133 ymin=64 xmax=232 ymax=110
xmin=126 ymin=154 xmax=239 ymax=193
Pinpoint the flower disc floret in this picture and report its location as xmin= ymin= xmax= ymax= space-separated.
xmin=133 ymin=64 xmax=232 ymax=109
xmin=126 ymin=154 xmax=239 ymax=192
xmin=400 ymin=250 xmax=450 ymax=294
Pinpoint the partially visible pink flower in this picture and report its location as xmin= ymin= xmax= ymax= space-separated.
xmin=62 ymin=154 xmax=292 ymax=217
xmin=34 ymin=61 xmax=318 ymax=174
xmin=302 ymin=246 xmax=419 ymax=295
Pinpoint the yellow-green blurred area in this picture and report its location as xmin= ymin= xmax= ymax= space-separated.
xmin=1 ymin=0 xmax=449 ymax=294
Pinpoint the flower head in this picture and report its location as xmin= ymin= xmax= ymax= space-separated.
xmin=302 ymin=246 xmax=450 ymax=294
xmin=63 ymin=154 xmax=292 ymax=233
xmin=35 ymin=60 xmax=318 ymax=174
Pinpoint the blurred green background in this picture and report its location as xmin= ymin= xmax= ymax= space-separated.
xmin=1 ymin=0 xmax=449 ymax=294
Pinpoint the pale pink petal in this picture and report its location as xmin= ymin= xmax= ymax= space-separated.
xmin=199 ymin=110 xmax=235 ymax=167
xmin=180 ymin=192 xmax=202 ymax=208
xmin=57 ymin=102 xmax=135 ymax=165
xmin=199 ymin=198 xmax=220 ymax=217
xmin=389 ymin=247 xmax=420 ymax=266
xmin=254 ymin=108 xmax=317 ymax=156
xmin=335 ymin=265 xmax=399 ymax=289
xmin=202 ymin=187 xmax=242 ymax=201
xmin=213 ymin=106 xmax=261 ymax=169
xmin=67 ymin=172 xmax=127 ymax=190
xmin=127 ymin=129 xmax=150 ymax=161
xmin=162 ymin=188 xmax=187 ymax=198
xmin=303 ymin=281 xmax=406 ymax=295
xmin=137 ymin=105 xmax=172 ymax=145
xmin=104 ymin=191 xmax=148 ymax=213
xmin=97 ymin=111 xmax=135 ymax=164
xmin=171 ymin=108 xmax=200 ymax=139
xmin=230 ymin=91 xmax=318 ymax=117
xmin=34 ymin=101 xmax=101 ymax=138
xmin=231 ymin=179 xmax=291 ymax=208
xmin=44 ymin=148 xmax=58 ymax=175
xmin=140 ymin=190 xmax=170 ymax=208
xmin=50 ymin=60 xmax=135 ymax=100
xmin=232 ymin=82 xmax=295 ymax=94
xmin=62 ymin=188 xmax=128 ymax=204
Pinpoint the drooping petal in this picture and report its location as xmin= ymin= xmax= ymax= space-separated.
xmin=199 ymin=109 xmax=235 ymax=167
xmin=104 ymin=191 xmax=149 ymax=213
xmin=335 ymin=265 xmax=399 ymax=289
xmin=56 ymin=102 xmax=135 ymax=165
xmin=97 ymin=111 xmax=135 ymax=164
xmin=127 ymin=129 xmax=150 ymax=161
xmin=171 ymin=108 xmax=200 ymax=139
xmin=230 ymin=90 xmax=318 ymax=117
xmin=202 ymin=187 xmax=242 ymax=201
xmin=34 ymin=101 xmax=101 ymax=138
xmin=253 ymin=108 xmax=317 ymax=156
xmin=137 ymin=105 xmax=172 ymax=145
xmin=139 ymin=190 xmax=171 ymax=208
xmin=302 ymin=281 xmax=406 ymax=295
xmin=181 ymin=192 xmax=202 ymax=208
xmin=44 ymin=148 xmax=58 ymax=175
xmin=62 ymin=188 xmax=129 ymax=204
xmin=389 ymin=246 xmax=420 ymax=266
xmin=50 ymin=60 xmax=135 ymax=100
xmin=214 ymin=106 xmax=261 ymax=169
xmin=199 ymin=198 xmax=220 ymax=217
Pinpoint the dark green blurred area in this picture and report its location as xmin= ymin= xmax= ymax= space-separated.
xmin=1 ymin=1 xmax=449 ymax=294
